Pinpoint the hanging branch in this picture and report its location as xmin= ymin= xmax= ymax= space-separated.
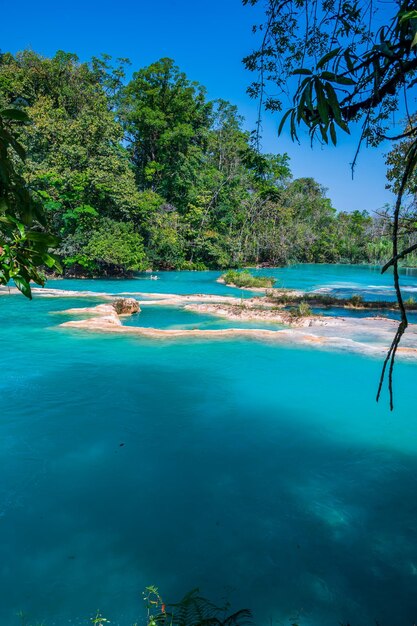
xmin=381 ymin=241 xmax=417 ymax=272
xmin=376 ymin=138 xmax=417 ymax=410
xmin=244 ymin=0 xmax=417 ymax=408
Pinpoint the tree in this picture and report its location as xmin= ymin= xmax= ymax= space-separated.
xmin=335 ymin=210 xmax=374 ymax=263
xmin=141 ymin=206 xmax=186 ymax=269
xmin=243 ymin=0 xmax=417 ymax=407
xmin=120 ymin=58 xmax=213 ymax=209
xmin=0 ymin=49 xmax=383 ymax=279
xmin=183 ymin=100 xmax=257 ymax=267
xmin=0 ymin=50 xmax=142 ymax=275
xmin=0 ymin=107 xmax=60 ymax=297
xmin=82 ymin=218 xmax=147 ymax=275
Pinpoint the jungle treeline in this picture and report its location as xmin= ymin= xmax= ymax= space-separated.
xmin=0 ymin=50 xmax=394 ymax=275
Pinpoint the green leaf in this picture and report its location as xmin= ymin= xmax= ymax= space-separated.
xmin=289 ymin=110 xmax=298 ymax=141
xmin=315 ymin=79 xmax=329 ymax=124
xmin=41 ymin=253 xmax=58 ymax=268
xmin=344 ymin=50 xmax=355 ymax=72
xmin=1 ymin=127 xmax=26 ymax=160
xmin=26 ymin=231 xmax=60 ymax=246
xmin=317 ymin=47 xmax=342 ymax=70
xmin=278 ymin=108 xmax=293 ymax=136
xmin=335 ymin=117 xmax=350 ymax=134
xmin=324 ymin=83 xmax=342 ymax=124
xmin=332 ymin=75 xmax=356 ymax=86
xmin=319 ymin=125 xmax=329 ymax=144
xmin=294 ymin=76 xmax=313 ymax=98
xmin=292 ymin=68 xmax=313 ymax=76
xmin=320 ymin=71 xmax=337 ymax=81
xmin=13 ymin=276 xmax=32 ymax=299
xmin=304 ymin=81 xmax=313 ymax=111
xmin=0 ymin=108 xmax=29 ymax=122
xmin=53 ymin=257 xmax=63 ymax=273
xmin=400 ymin=10 xmax=417 ymax=24
xmin=329 ymin=121 xmax=337 ymax=145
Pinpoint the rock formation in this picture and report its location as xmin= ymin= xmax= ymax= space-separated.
xmin=112 ymin=298 xmax=140 ymax=315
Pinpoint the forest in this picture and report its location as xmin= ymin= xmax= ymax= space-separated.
xmin=0 ymin=50 xmax=395 ymax=276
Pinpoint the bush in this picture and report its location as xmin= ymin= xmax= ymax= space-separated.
xmin=289 ymin=301 xmax=312 ymax=318
xmin=350 ymin=294 xmax=364 ymax=307
xmin=222 ymin=269 xmax=275 ymax=288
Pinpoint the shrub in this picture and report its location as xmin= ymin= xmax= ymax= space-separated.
xmin=350 ymin=294 xmax=364 ymax=307
xmin=289 ymin=301 xmax=312 ymax=318
xmin=222 ymin=269 xmax=275 ymax=288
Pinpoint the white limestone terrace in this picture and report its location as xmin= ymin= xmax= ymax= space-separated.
xmin=54 ymin=299 xmax=417 ymax=362
xmin=2 ymin=284 xmax=416 ymax=359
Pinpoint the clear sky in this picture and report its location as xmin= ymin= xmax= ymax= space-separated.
xmin=1 ymin=0 xmax=395 ymax=213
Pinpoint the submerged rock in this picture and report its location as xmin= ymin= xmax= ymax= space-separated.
xmin=112 ymin=298 xmax=140 ymax=315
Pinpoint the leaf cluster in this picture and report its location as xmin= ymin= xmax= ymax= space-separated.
xmin=0 ymin=106 xmax=60 ymax=297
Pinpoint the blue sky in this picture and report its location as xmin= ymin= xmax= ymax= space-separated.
xmin=1 ymin=0 xmax=395 ymax=213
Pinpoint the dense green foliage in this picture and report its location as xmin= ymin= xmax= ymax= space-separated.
xmin=244 ymin=0 xmax=417 ymax=147
xmin=222 ymin=269 xmax=275 ymax=288
xmin=0 ymin=107 xmax=60 ymax=296
xmin=0 ymin=49 xmax=394 ymax=275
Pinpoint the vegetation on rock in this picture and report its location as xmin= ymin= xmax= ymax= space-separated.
xmin=289 ymin=301 xmax=313 ymax=318
xmin=221 ymin=269 xmax=276 ymax=288
xmin=266 ymin=291 xmax=417 ymax=311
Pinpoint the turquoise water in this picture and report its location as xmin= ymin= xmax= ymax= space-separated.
xmin=46 ymin=263 xmax=417 ymax=301
xmin=2 ymin=265 xmax=417 ymax=625
xmin=123 ymin=306 xmax=286 ymax=331
xmin=46 ymin=271 xmax=256 ymax=297
xmin=254 ymin=263 xmax=417 ymax=300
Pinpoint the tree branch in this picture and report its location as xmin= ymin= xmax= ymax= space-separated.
xmin=382 ymin=241 xmax=417 ymax=273
xmin=341 ymin=56 xmax=417 ymax=121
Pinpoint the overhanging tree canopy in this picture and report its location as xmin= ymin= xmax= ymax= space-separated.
xmin=244 ymin=0 xmax=417 ymax=408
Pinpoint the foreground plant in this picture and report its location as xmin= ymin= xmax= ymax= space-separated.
xmin=91 ymin=611 xmax=110 ymax=625
xmin=85 ymin=587 xmax=251 ymax=626
xmin=143 ymin=586 xmax=252 ymax=626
